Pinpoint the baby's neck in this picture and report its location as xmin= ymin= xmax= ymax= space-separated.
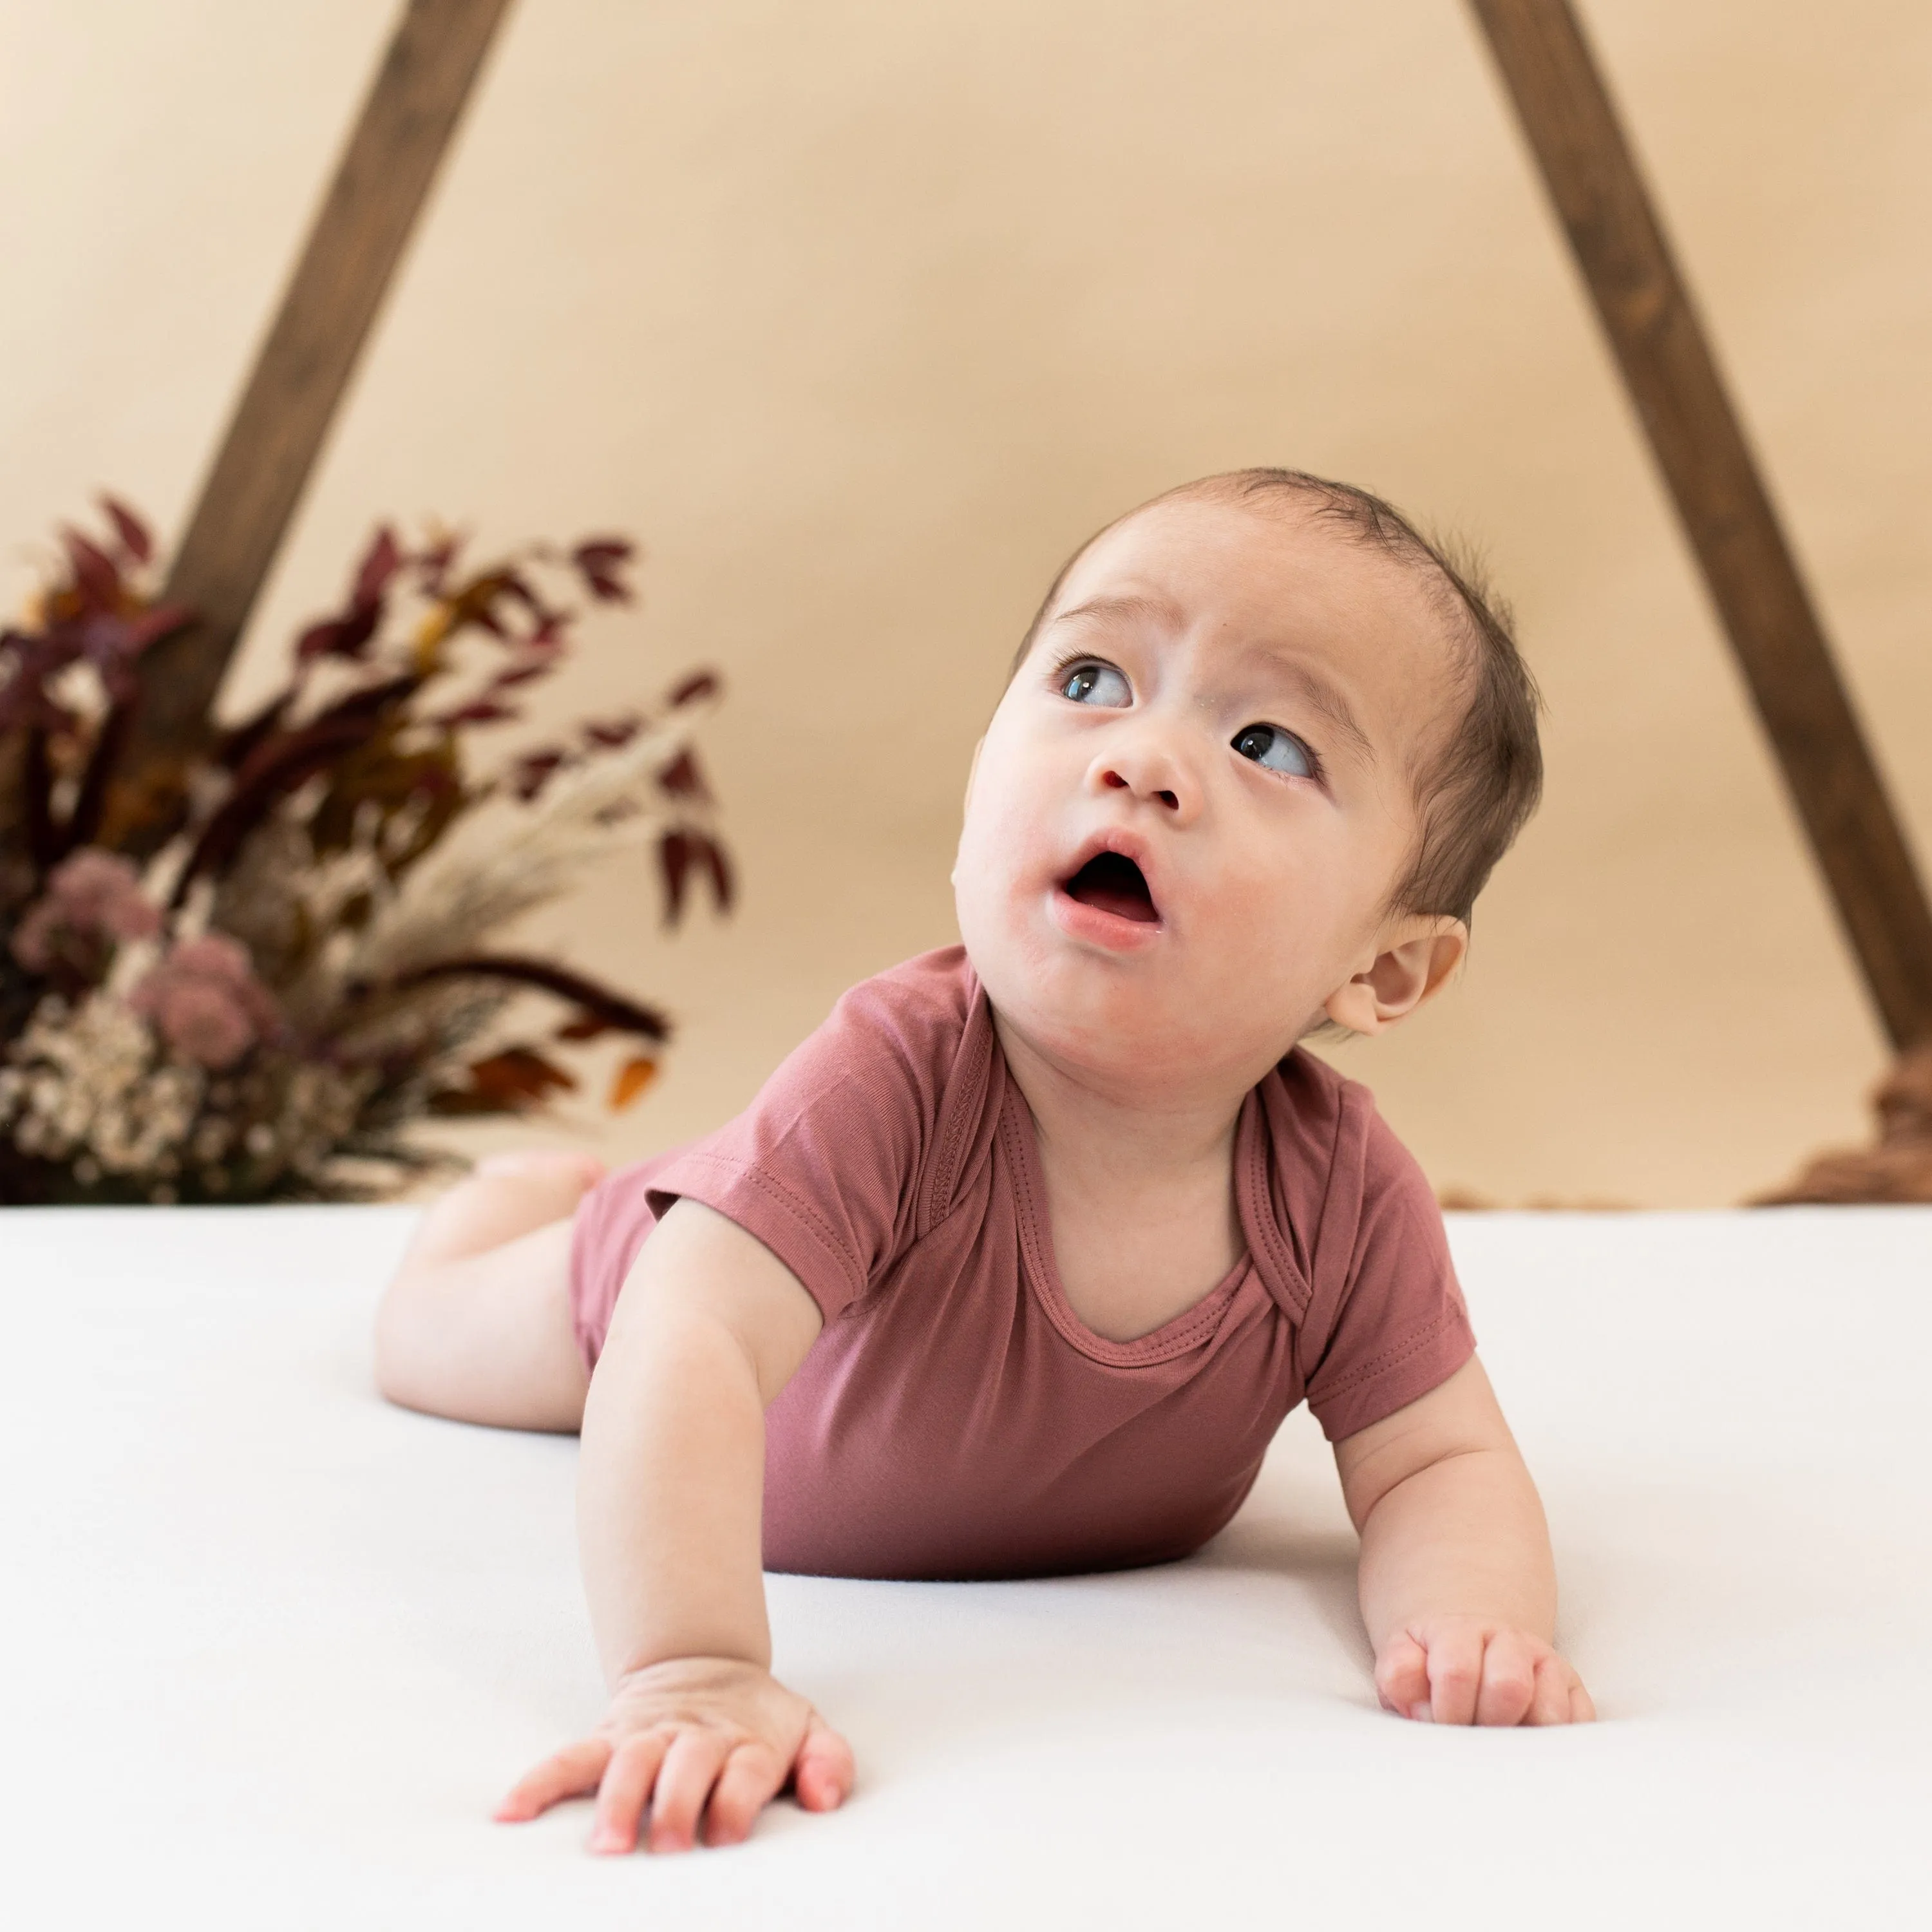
xmin=992 ymin=1011 xmax=1253 ymax=1343
xmin=994 ymin=1010 xmax=1245 ymax=1181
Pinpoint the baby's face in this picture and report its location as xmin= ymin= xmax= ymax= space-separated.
xmin=954 ymin=495 xmax=1465 ymax=1095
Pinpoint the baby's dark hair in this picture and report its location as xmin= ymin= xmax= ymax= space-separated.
xmin=1012 ymin=467 xmax=1542 ymax=925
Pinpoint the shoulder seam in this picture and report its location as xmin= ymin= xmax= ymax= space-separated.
xmin=1307 ymin=1305 xmax=1466 ymax=1405
xmin=654 ymin=1148 xmax=867 ymax=1307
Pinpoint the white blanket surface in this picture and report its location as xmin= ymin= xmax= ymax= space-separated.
xmin=3 ymin=1204 xmax=1928 ymax=1929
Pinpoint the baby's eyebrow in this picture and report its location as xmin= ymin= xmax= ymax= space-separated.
xmin=1245 ymin=654 xmax=1376 ymax=765
xmin=1049 ymin=592 xmax=1183 ymax=633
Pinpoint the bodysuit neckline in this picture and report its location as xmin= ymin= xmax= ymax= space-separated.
xmin=996 ymin=1065 xmax=1262 ymax=1370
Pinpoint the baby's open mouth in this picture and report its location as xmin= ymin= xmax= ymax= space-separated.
xmin=1060 ymin=851 xmax=1160 ymax=924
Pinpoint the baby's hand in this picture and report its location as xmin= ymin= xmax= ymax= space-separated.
xmin=1374 ymin=1615 xmax=1595 ymax=1726
xmin=495 ymin=1656 xmax=854 ymax=1853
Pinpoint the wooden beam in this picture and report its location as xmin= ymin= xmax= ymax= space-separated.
xmin=121 ymin=0 xmax=515 ymax=786
xmin=1468 ymin=0 xmax=1932 ymax=1049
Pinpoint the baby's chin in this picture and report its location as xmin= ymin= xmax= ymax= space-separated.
xmin=961 ymin=905 xmax=1298 ymax=1098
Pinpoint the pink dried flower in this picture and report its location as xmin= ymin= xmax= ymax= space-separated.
xmin=10 ymin=849 xmax=162 ymax=974
xmin=130 ymin=933 xmax=282 ymax=1070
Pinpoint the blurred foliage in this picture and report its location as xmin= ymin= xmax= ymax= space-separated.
xmin=0 ymin=500 xmax=730 ymax=1204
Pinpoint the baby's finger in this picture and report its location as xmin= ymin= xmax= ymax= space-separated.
xmin=589 ymin=1730 xmax=670 ymax=1855
xmin=703 ymin=1742 xmax=788 ymax=1846
xmin=1528 ymin=1654 xmax=1573 ymax=1727
xmin=1374 ymin=1634 xmax=1431 ymax=1719
xmin=495 ymin=1738 xmax=611 ymax=1823
xmin=645 ymin=1731 xmax=732 ymax=1853
xmin=1426 ymin=1625 xmax=1486 ymax=1726
xmin=1568 ymin=1676 xmax=1597 ymax=1724
xmin=1473 ymin=1629 xmax=1538 ymax=1727
xmin=792 ymin=1716 xmax=856 ymax=1812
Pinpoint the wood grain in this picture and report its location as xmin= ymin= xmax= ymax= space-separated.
xmin=120 ymin=0 xmax=515 ymax=786
xmin=1468 ymin=0 xmax=1932 ymax=1048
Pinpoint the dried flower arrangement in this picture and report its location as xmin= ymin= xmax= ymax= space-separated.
xmin=0 ymin=500 xmax=731 ymax=1204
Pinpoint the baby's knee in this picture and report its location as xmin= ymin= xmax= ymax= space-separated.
xmin=371 ymin=1220 xmax=589 ymax=1432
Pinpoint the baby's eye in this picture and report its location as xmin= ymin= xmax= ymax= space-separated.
xmin=1058 ymin=661 xmax=1131 ymax=707
xmin=1231 ymin=723 xmax=1315 ymax=778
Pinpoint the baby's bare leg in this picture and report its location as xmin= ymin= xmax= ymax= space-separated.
xmin=373 ymin=1150 xmax=603 ymax=1433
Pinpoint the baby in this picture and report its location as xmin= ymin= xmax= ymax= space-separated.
xmin=374 ymin=468 xmax=1593 ymax=1856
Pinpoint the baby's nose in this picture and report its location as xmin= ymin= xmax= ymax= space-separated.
xmin=1103 ymin=767 xmax=1180 ymax=811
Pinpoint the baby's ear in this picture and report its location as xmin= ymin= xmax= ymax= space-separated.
xmin=1322 ymin=918 xmax=1467 ymax=1036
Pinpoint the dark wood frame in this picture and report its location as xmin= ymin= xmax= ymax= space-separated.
xmin=1469 ymin=0 xmax=1932 ymax=1047
xmin=118 ymin=0 xmax=514 ymax=791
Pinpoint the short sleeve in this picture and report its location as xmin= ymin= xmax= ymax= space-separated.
xmin=1301 ymin=1106 xmax=1475 ymax=1443
xmin=641 ymin=956 xmax=967 ymax=1324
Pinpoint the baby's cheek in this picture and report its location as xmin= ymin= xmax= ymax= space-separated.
xmin=961 ymin=767 xmax=1051 ymax=882
xmin=1202 ymin=875 xmax=1333 ymax=1015
xmin=951 ymin=813 xmax=1029 ymax=954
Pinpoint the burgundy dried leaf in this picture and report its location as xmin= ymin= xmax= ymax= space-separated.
xmin=449 ymin=568 xmax=556 ymax=647
xmin=659 ymin=828 xmax=694 ymax=925
xmin=61 ymin=529 xmax=122 ymax=611
xmin=217 ymin=690 xmax=298 ymax=772
xmin=669 ymin=670 xmax=720 ymax=707
xmin=317 ymin=672 xmax=421 ymax=721
xmin=654 ymin=748 xmax=710 ymax=801
xmin=0 ymin=635 xmax=80 ymax=734
xmin=699 ymin=833 xmax=735 ymax=913
xmin=354 ymin=526 xmax=403 ymax=607
xmin=177 ymin=699 xmax=401 ymax=902
xmin=175 ymin=739 xmax=362 ymax=899
xmin=436 ymin=569 xmax=526 ymax=641
xmin=295 ymin=618 xmax=342 ymax=663
xmin=407 ymin=760 xmax=460 ymax=800
xmin=511 ymin=748 xmax=568 ymax=802
xmin=393 ymin=954 xmax=671 ymax=1043
xmin=571 ymin=538 xmax=634 ymax=603
xmin=554 ymin=1014 xmax=607 ymax=1042
xmin=424 ymin=1086 xmax=513 ymax=1118
xmin=296 ymin=603 xmax=381 ymax=664
xmin=659 ymin=829 xmax=732 ymax=920
xmin=582 ymin=715 xmax=641 ymax=751
xmin=292 ymin=529 xmax=400 ymax=664
xmin=229 ymin=674 xmax=413 ymax=794
xmin=574 ymin=538 xmax=632 ymax=564
xmin=431 ymin=699 xmax=519 ymax=729
xmin=488 ymin=660 xmax=555 ymax=692
xmin=495 ymin=570 xmax=548 ymax=616
xmin=464 ymin=1048 xmax=578 ymax=1108
xmin=99 ymin=496 xmax=154 ymax=567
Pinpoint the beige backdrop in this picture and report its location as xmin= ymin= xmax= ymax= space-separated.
xmin=5 ymin=0 xmax=1929 ymax=1205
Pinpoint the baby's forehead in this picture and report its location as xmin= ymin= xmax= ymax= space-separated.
xmin=1048 ymin=495 xmax=1466 ymax=698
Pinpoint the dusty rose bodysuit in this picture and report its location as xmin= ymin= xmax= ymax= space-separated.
xmin=570 ymin=948 xmax=1473 ymax=1581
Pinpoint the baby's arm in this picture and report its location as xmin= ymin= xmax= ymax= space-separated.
xmin=1334 ymin=1357 xmax=1594 ymax=1726
xmin=497 ymin=1198 xmax=855 ymax=1852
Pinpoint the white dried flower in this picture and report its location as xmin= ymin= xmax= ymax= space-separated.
xmin=0 ymin=991 xmax=202 ymax=1175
